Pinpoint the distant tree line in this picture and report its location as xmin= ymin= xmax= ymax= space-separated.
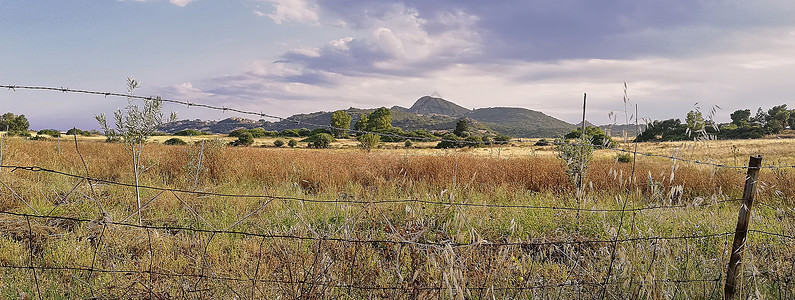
xmin=636 ymin=104 xmax=793 ymax=142
xmin=225 ymin=107 xmax=516 ymax=149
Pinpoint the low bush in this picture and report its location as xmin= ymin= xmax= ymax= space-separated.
xmin=66 ymin=128 xmax=93 ymax=136
xmin=37 ymin=129 xmax=61 ymax=137
xmin=358 ymin=133 xmax=380 ymax=152
xmin=164 ymin=137 xmax=187 ymax=145
xmin=174 ymin=129 xmax=207 ymax=136
xmin=229 ymin=132 xmax=254 ymax=146
xmin=306 ymin=133 xmax=334 ymax=149
xmin=616 ymin=153 xmax=633 ymax=163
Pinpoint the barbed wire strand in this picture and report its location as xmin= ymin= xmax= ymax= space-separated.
xmin=0 ymin=263 xmax=725 ymax=294
xmin=0 ymin=210 xmax=738 ymax=249
xmin=0 ymin=164 xmax=744 ymax=214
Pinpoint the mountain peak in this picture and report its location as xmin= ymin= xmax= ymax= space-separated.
xmin=408 ymin=96 xmax=471 ymax=117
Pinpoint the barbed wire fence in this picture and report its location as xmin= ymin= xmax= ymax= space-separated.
xmin=0 ymin=84 xmax=793 ymax=298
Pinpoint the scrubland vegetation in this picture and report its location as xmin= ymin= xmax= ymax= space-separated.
xmin=0 ymin=135 xmax=792 ymax=298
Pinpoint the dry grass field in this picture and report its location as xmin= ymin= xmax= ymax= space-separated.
xmin=0 ymin=134 xmax=792 ymax=298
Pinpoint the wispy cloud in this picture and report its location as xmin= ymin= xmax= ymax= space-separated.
xmin=260 ymin=0 xmax=319 ymax=24
xmin=120 ymin=0 xmax=196 ymax=7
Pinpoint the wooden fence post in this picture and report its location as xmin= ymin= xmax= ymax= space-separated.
xmin=724 ymin=155 xmax=763 ymax=299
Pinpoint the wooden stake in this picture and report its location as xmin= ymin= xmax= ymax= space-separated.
xmin=724 ymin=155 xmax=763 ymax=299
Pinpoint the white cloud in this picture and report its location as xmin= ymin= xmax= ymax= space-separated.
xmin=161 ymin=82 xmax=214 ymax=100
xmin=160 ymin=2 xmax=795 ymax=126
xmin=366 ymin=5 xmax=480 ymax=62
xmin=169 ymin=0 xmax=194 ymax=7
xmin=261 ymin=0 xmax=319 ymax=24
xmin=328 ymin=37 xmax=353 ymax=51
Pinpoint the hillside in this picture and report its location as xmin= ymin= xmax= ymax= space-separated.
xmin=408 ymin=96 xmax=471 ymax=117
xmin=468 ymin=107 xmax=575 ymax=137
xmin=160 ymin=96 xmax=576 ymax=138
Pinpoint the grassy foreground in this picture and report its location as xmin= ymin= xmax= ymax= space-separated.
xmin=0 ymin=137 xmax=792 ymax=299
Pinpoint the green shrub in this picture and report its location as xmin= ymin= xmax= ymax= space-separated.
xmin=616 ymin=153 xmax=633 ymax=163
xmin=565 ymin=126 xmax=615 ymax=147
xmin=306 ymin=133 xmax=334 ymax=149
xmin=556 ymin=138 xmax=593 ymax=187
xmin=311 ymin=128 xmax=331 ymax=136
xmin=230 ymin=132 xmax=254 ymax=146
xmin=229 ymin=129 xmax=248 ymax=138
xmin=280 ymin=129 xmax=300 ymax=137
xmin=174 ymin=129 xmax=207 ymax=136
xmin=493 ymin=134 xmax=512 ymax=144
xmin=273 ymin=139 xmax=285 ymax=147
xmin=465 ymin=135 xmax=483 ymax=147
xmin=297 ymin=128 xmax=312 ymax=137
xmin=287 ymin=139 xmax=297 ymax=147
xmin=435 ymin=133 xmax=464 ymax=149
xmin=378 ymin=127 xmax=408 ymax=142
xmin=534 ymin=139 xmax=551 ymax=146
xmin=164 ymin=137 xmax=187 ymax=145
xmin=358 ymin=133 xmax=380 ymax=152
xmin=37 ymin=129 xmax=61 ymax=137
xmin=66 ymin=128 xmax=92 ymax=136
xmin=404 ymin=139 xmax=413 ymax=148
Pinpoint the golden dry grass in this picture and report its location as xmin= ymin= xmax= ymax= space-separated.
xmin=0 ymin=136 xmax=792 ymax=298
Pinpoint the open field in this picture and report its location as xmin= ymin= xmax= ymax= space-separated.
xmin=0 ymin=136 xmax=793 ymax=298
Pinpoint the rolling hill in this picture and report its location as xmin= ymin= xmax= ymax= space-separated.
xmin=160 ymin=96 xmax=577 ymax=138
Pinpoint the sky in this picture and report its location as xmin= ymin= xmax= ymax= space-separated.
xmin=2 ymin=0 xmax=794 ymax=131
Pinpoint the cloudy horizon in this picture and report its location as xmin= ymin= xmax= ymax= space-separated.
xmin=2 ymin=0 xmax=794 ymax=131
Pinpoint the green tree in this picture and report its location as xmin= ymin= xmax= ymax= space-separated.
xmin=686 ymin=110 xmax=705 ymax=131
xmin=354 ymin=114 xmax=369 ymax=131
xmin=330 ymin=110 xmax=352 ymax=138
xmin=635 ymin=119 xmax=688 ymax=142
xmin=273 ymin=139 xmax=285 ymax=147
xmin=750 ymin=107 xmax=768 ymax=125
xmin=765 ymin=104 xmax=790 ymax=134
xmin=789 ymin=110 xmax=795 ymax=130
xmin=95 ymin=77 xmax=176 ymax=225
xmin=355 ymin=107 xmax=392 ymax=133
xmin=730 ymin=109 xmax=751 ymax=127
xmin=0 ymin=113 xmax=30 ymax=135
xmin=287 ymin=139 xmax=297 ymax=147
xmin=357 ymin=133 xmax=380 ymax=152
xmin=453 ymin=118 xmax=469 ymax=137
xmin=367 ymin=107 xmax=392 ymax=132
xmin=0 ymin=113 xmax=12 ymax=131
